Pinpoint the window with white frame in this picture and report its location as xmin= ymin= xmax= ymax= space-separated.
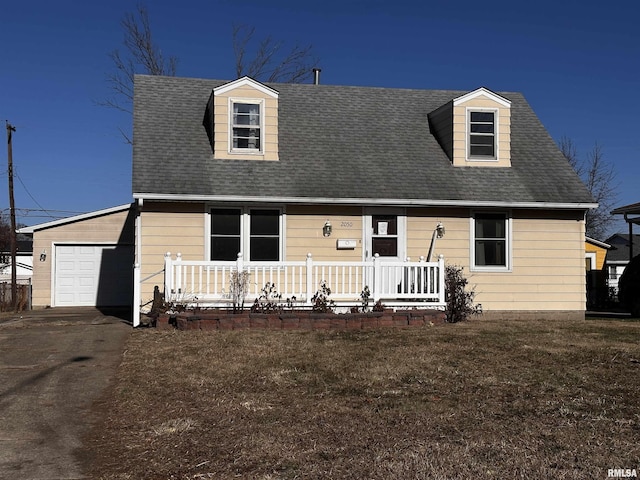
xmin=210 ymin=208 xmax=280 ymax=261
xmin=231 ymin=102 xmax=261 ymax=151
xmin=468 ymin=110 xmax=496 ymax=159
xmin=472 ymin=212 xmax=509 ymax=269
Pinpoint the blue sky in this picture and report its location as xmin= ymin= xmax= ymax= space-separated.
xmin=1 ymin=0 xmax=638 ymax=235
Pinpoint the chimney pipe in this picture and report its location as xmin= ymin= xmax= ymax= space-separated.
xmin=313 ymin=68 xmax=321 ymax=85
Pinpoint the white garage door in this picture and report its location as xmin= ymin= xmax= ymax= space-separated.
xmin=54 ymin=244 xmax=134 ymax=307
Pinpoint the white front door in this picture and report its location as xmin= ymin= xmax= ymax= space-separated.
xmin=363 ymin=209 xmax=406 ymax=295
xmin=363 ymin=209 xmax=406 ymax=261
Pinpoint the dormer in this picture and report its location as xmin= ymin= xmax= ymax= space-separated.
xmin=204 ymin=77 xmax=279 ymax=161
xmin=429 ymin=87 xmax=511 ymax=167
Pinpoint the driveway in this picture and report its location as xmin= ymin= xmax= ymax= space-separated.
xmin=0 ymin=307 xmax=131 ymax=479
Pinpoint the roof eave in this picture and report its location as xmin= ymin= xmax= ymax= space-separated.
xmin=133 ymin=193 xmax=597 ymax=210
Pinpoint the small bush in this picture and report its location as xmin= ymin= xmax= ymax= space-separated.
xmin=250 ymin=282 xmax=296 ymax=313
xmin=229 ymin=270 xmax=250 ymax=313
xmin=311 ymin=281 xmax=335 ymax=313
xmin=445 ymin=264 xmax=479 ymax=322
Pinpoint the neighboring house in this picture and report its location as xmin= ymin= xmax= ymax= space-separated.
xmin=0 ymin=237 xmax=34 ymax=284
xmin=18 ymin=205 xmax=134 ymax=308
xmin=585 ymin=236 xmax=610 ymax=308
xmin=603 ymin=233 xmax=640 ymax=295
xmin=128 ymin=75 xmax=595 ymax=326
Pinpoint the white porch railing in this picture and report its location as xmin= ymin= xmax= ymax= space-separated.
xmin=162 ymin=252 xmax=445 ymax=310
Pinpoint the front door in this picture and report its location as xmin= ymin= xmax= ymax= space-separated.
xmin=364 ymin=209 xmax=406 ymax=295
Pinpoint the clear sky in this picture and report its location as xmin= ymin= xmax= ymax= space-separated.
xmin=1 ymin=0 xmax=638 ymax=234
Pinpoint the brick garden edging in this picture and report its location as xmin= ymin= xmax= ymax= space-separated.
xmin=155 ymin=309 xmax=446 ymax=331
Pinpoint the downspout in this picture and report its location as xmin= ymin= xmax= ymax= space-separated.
xmin=132 ymin=198 xmax=143 ymax=327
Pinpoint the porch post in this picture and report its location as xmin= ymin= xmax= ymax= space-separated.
xmin=164 ymin=252 xmax=172 ymax=302
xmin=133 ymin=263 xmax=141 ymax=327
xmin=175 ymin=253 xmax=183 ymax=295
xmin=236 ymin=252 xmax=244 ymax=272
xmin=373 ymin=253 xmax=381 ymax=301
xmin=438 ymin=254 xmax=445 ymax=304
xmin=306 ymin=253 xmax=313 ymax=305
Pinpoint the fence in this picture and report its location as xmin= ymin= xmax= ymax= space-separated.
xmin=0 ymin=281 xmax=31 ymax=312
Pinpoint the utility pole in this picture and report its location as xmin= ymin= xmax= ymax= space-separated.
xmin=6 ymin=121 xmax=17 ymax=310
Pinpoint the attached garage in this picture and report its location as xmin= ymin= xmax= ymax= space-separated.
xmin=19 ymin=205 xmax=135 ymax=309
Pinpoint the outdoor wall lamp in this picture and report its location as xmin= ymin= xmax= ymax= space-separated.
xmin=323 ymin=220 xmax=332 ymax=237
xmin=39 ymin=249 xmax=47 ymax=262
xmin=436 ymin=222 xmax=445 ymax=239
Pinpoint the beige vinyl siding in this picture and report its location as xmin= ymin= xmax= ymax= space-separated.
xmin=136 ymin=203 xmax=586 ymax=314
xmin=138 ymin=202 xmax=205 ymax=304
xmin=31 ymin=209 xmax=133 ymax=308
xmin=285 ymin=205 xmax=363 ymax=261
xmin=408 ymin=208 xmax=585 ymax=312
xmin=452 ymin=96 xmax=511 ymax=167
xmin=213 ymin=84 xmax=279 ymax=161
xmin=471 ymin=210 xmax=585 ymax=311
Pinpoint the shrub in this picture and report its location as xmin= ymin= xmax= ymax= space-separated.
xmin=311 ymin=281 xmax=335 ymax=313
xmin=250 ymin=282 xmax=296 ymax=313
xmin=229 ymin=270 xmax=250 ymax=313
xmin=445 ymin=264 xmax=479 ymax=322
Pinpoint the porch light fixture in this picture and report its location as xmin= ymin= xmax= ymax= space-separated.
xmin=39 ymin=249 xmax=47 ymax=262
xmin=427 ymin=222 xmax=445 ymax=262
xmin=323 ymin=220 xmax=332 ymax=237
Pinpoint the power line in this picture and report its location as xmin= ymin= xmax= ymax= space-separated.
xmin=14 ymin=170 xmax=56 ymax=219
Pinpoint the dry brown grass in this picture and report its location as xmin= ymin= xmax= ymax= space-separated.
xmin=83 ymin=317 xmax=640 ymax=479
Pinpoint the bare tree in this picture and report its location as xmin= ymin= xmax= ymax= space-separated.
xmin=233 ymin=24 xmax=318 ymax=83
xmin=559 ymin=136 xmax=618 ymax=240
xmin=102 ymin=4 xmax=177 ymax=115
xmin=100 ymin=4 xmax=177 ymax=143
xmin=102 ymin=6 xmax=318 ymax=142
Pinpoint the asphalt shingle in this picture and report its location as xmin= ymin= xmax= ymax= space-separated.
xmin=132 ymin=75 xmax=594 ymax=205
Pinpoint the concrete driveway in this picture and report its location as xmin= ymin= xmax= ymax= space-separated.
xmin=0 ymin=308 xmax=131 ymax=480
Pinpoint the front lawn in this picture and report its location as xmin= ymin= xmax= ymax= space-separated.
xmin=83 ymin=317 xmax=640 ymax=479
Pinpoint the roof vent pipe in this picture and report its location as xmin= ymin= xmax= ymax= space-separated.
xmin=313 ymin=68 xmax=321 ymax=85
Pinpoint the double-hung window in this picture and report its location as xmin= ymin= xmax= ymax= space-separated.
xmin=472 ymin=212 xmax=510 ymax=270
xmin=210 ymin=208 xmax=280 ymax=261
xmin=468 ymin=110 xmax=496 ymax=159
xmin=231 ymin=102 xmax=261 ymax=151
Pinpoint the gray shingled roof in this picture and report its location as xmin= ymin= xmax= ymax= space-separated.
xmin=132 ymin=75 xmax=594 ymax=206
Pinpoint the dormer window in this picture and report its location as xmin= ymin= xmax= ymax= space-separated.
xmin=232 ymin=101 xmax=262 ymax=151
xmin=428 ymin=88 xmax=510 ymax=167
xmin=468 ymin=110 xmax=496 ymax=159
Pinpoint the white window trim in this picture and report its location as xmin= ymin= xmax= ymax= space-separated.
xmin=228 ymin=97 xmax=265 ymax=155
xmin=466 ymin=107 xmax=499 ymax=162
xmin=470 ymin=211 xmax=512 ymax=272
xmin=205 ymin=205 xmax=283 ymax=261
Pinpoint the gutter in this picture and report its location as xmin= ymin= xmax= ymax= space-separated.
xmin=133 ymin=193 xmax=597 ymax=211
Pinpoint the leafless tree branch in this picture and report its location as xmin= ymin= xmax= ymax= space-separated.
xmin=232 ymin=23 xmax=318 ymax=83
xmin=560 ymin=137 xmax=619 ymax=240
xmin=99 ymin=4 xmax=177 ymax=142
